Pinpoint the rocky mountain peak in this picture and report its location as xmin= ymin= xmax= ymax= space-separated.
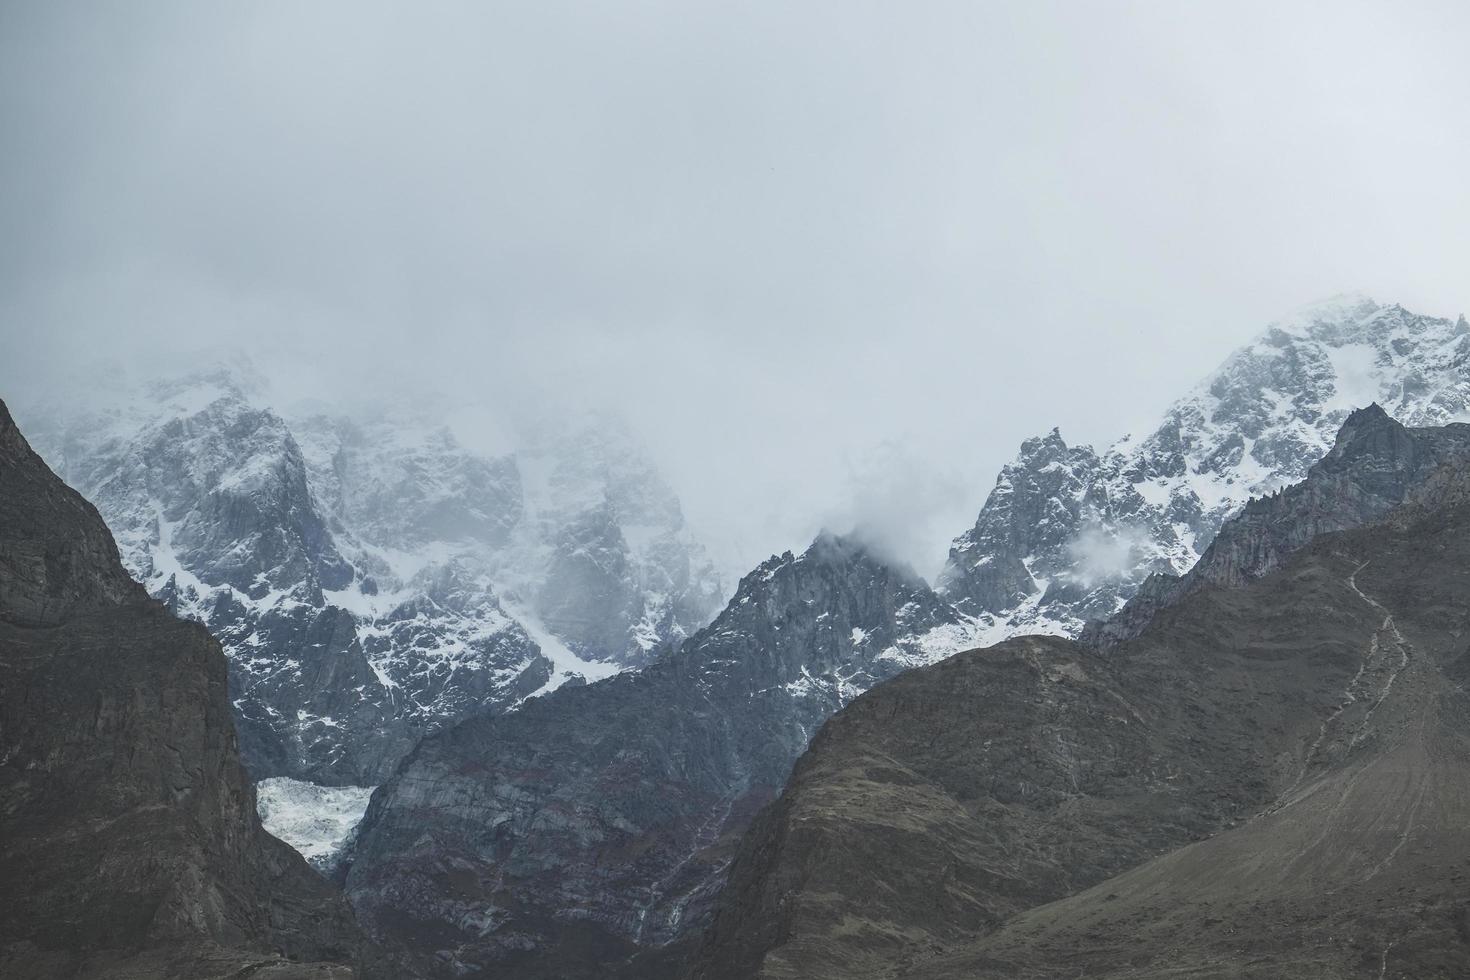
xmin=783 ymin=528 xmax=924 ymax=588
xmin=694 ymin=528 xmax=962 ymax=692
xmin=1320 ymin=401 xmax=1416 ymax=473
xmin=1017 ymin=426 xmax=1071 ymax=462
xmin=1337 ymin=399 xmax=1393 ymax=428
xmin=939 ymin=297 xmax=1470 ymax=640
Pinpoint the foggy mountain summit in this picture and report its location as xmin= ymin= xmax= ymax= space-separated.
xmin=10 ymin=3 xmax=1470 ymax=585
xmin=16 ymin=364 xmax=724 ymax=787
xmin=940 ymin=294 xmax=1470 ymax=641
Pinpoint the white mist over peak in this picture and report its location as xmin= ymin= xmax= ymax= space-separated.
xmin=1066 ymin=521 xmax=1151 ymax=590
xmin=819 ymin=440 xmax=976 ymax=582
xmin=941 ymin=296 xmax=1470 ymax=640
xmin=1267 ymin=292 xmax=1383 ymax=338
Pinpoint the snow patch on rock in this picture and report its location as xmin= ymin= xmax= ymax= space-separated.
xmin=256 ymin=776 xmax=376 ymax=871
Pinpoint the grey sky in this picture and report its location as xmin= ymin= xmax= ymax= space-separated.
xmin=4 ymin=1 xmax=1470 ymax=578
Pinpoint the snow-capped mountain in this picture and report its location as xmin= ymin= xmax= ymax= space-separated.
xmin=291 ymin=406 xmax=724 ymax=668
xmin=938 ymin=294 xmax=1470 ymax=637
xmin=1087 ymin=403 xmax=1470 ymax=648
xmin=19 ymin=362 xmax=723 ymax=785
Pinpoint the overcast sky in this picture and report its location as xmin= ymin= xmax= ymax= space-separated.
xmin=4 ymin=1 xmax=1470 ymax=578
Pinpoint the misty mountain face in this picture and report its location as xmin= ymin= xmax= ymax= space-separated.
xmin=21 ymin=367 xmax=722 ymax=784
xmin=291 ymin=410 xmax=723 ymax=667
xmin=0 ymin=398 xmax=365 ymax=979
xmin=342 ymin=531 xmax=974 ymax=979
xmin=695 ymin=414 xmax=1470 ymax=980
xmin=939 ymin=295 xmax=1470 ymax=638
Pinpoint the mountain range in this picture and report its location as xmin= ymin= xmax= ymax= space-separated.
xmin=335 ymin=296 xmax=1470 ymax=975
xmin=695 ymin=405 xmax=1470 ymax=979
xmin=11 ymin=293 xmax=1470 ymax=978
xmin=17 ymin=368 xmax=723 ymax=788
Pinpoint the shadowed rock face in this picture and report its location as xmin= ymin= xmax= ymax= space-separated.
xmin=0 ymin=399 xmax=369 ymax=979
xmin=0 ymin=406 xmax=142 ymax=625
xmin=694 ymin=431 xmax=1470 ymax=979
xmin=342 ymin=532 xmax=971 ymax=979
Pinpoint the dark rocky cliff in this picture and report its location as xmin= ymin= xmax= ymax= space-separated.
xmin=0 ymin=398 xmax=370 ymax=979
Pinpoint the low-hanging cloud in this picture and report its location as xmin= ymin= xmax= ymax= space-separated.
xmin=1065 ymin=521 xmax=1152 ymax=590
xmin=4 ymin=2 xmax=1470 ymax=581
xmin=822 ymin=440 xmax=977 ymax=582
